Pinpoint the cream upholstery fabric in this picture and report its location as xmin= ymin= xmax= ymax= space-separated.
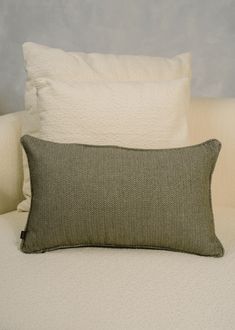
xmin=0 ymin=98 xmax=235 ymax=329
xmin=189 ymin=98 xmax=235 ymax=207
xmin=0 ymin=112 xmax=23 ymax=214
xmin=0 ymin=208 xmax=235 ymax=329
xmin=20 ymin=42 xmax=191 ymax=211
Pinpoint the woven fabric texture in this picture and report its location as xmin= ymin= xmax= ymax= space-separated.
xmin=36 ymin=78 xmax=189 ymax=146
xmin=21 ymin=135 xmax=224 ymax=256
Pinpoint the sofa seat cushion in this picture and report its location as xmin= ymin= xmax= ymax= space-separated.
xmin=0 ymin=208 xmax=235 ymax=330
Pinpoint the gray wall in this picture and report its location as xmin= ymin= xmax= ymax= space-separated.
xmin=0 ymin=0 xmax=235 ymax=115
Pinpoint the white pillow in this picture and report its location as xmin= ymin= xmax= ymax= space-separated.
xmin=37 ymin=78 xmax=190 ymax=148
xmin=19 ymin=42 xmax=191 ymax=211
xmin=35 ymin=78 xmax=190 ymax=147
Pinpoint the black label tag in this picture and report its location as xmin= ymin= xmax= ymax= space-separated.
xmin=20 ymin=231 xmax=27 ymax=240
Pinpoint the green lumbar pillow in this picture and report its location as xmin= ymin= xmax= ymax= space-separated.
xmin=21 ymin=135 xmax=224 ymax=257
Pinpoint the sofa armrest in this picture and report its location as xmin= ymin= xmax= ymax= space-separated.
xmin=0 ymin=112 xmax=24 ymax=215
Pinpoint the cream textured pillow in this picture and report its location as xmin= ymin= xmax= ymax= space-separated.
xmin=19 ymin=42 xmax=191 ymax=211
xmin=37 ymin=78 xmax=190 ymax=147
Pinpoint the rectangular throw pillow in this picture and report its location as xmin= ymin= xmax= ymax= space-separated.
xmin=19 ymin=42 xmax=191 ymax=211
xmin=21 ymin=135 xmax=224 ymax=257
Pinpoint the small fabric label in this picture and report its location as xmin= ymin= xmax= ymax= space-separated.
xmin=20 ymin=231 xmax=27 ymax=240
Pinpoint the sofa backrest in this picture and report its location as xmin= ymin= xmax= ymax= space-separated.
xmin=189 ymin=98 xmax=235 ymax=207
xmin=0 ymin=97 xmax=234 ymax=214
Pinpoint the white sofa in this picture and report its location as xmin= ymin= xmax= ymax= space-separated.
xmin=0 ymin=98 xmax=235 ymax=330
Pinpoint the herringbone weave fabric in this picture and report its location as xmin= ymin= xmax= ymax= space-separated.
xmin=21 ymin=135 xmax=224 ymax=256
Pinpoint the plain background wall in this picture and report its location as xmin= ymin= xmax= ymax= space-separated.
xmin=0 ymin=0 xmax=234 ymax=115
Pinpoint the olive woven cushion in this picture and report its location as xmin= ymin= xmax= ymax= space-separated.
xmin=21 ymin=135 xmax=224 ymax=257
